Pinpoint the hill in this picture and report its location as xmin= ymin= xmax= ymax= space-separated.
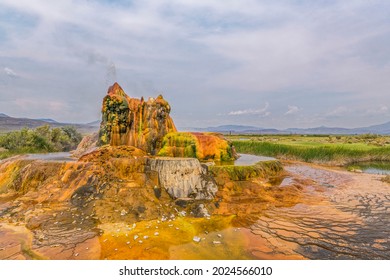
xmin=180 ymin=122 xmax=390 ymax=135
xmin=0 ymin=114 xmax=98 ymax=135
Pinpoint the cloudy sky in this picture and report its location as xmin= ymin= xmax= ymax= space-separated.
xmin=1 ymin=0 xmax=389 ymax=129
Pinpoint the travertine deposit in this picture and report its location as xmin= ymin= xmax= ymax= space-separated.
xmin=98 ymin=83 xmax=176 ymax=155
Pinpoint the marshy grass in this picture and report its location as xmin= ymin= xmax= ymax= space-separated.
xmin=232 ymin=140 xmax=390 ymax=165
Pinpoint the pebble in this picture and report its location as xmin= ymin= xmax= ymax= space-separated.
xmin=143 ymin=236 xmax=149 ymax=239
xmin=213 ymin=241 xmax=221 ymax=245
xmin=134 ymin=235 xmax=139 ymax=240
xmin=193 ymin=236 xmax=201 ymax=243
xmin=154 ymin=232 xmax=159 ymax=236
xmin=217 ymin=234 xmax=222 ymax=238
xmin=74 ymin=253 xmax=79 ymax=257
xmin=126 ymin=241 xmax=130 ymax=245
xmin=179 ymin=211 xmax=186 ymax=217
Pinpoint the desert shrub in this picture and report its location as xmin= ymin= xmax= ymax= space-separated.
xmin=0 ymin=125 xmax=82 ymax=156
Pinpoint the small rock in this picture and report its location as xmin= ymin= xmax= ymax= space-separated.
xmin=193 ymin=236 xmax=201 ymax=243
xmin=143 ymin=235 xmax=149 ymax=239
xmin=179 ymin=211 xmax=186 ymax=217
xmin=154 ymin=232 xmax=159 ymax=236
xmin=126 ymin=241 xmax=130 ymax=245
xmin=213 ymin=240 xmax=221 ymax=245
xmin=217 ymin=234 xmax=222 ymax=238
xmin=134 ymin=235 xmax=139 ymax=240
xmin=120 ymin=209 xmax=128 ymax=216
xmin=193 ymin=204 xmax=210 ymax=218
xmin=74 ymin=253 xmax=79 ymax=257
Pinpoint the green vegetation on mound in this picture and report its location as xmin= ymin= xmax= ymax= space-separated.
xmin=209 ymin=160 xmax=283 ymax=181
xmin=158 ymin=132 xmax=236 ymax=161
xmin=0 ymin=125 xmax=82 ymax=159
xmin=158 ymin=132 xmax=198 ymax=158
xmin=230 ymin=134 xmax=390 ymax=165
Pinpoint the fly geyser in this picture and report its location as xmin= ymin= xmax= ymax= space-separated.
xmin=99 ymin=82 xmax=177 ymax=155
xmin=98 ymin=82 xmax=236 ymax=161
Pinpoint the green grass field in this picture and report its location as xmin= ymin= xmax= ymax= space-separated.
xmin=228 ymin=134 xmax=390 ymax=165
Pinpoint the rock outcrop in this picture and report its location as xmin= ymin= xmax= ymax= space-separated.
xmin=147 ymin=157 xmax=217 ymax=200
xmin=158 ymin=132 xmax=237 ymax=161
xmin=72 ymin=132 xmax=99 ymax=158
xmin=99 ymin=82 xmax=177 ymax=155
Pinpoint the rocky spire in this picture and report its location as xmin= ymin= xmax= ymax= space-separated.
xmin=99 ymin=82 xmax=177 ymax=155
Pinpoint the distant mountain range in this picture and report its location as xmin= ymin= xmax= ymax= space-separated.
xmin=0 ymin=113 xmax=99 ymax=134
xmin=2 ymin=113 xmax=390 ymax=135
xmin=180 ymin=122 xmax=390 ymax=135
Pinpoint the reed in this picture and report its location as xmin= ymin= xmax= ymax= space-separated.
xmin=232 ymin=140 xmax=390 ymax=165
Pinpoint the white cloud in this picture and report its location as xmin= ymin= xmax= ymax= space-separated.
xmin=284 ymin=105 xmax=300 ymax=115
xmin=3 ymin=67 xmax=18 ymax=77
xmin=228 ymin=102 xmax=270 ymax=116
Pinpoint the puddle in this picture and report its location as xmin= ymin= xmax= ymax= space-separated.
xmin=347 ymin=161 xmax=390 ymax=175
xmin=217 ymin=153 xmax=276 ymax=166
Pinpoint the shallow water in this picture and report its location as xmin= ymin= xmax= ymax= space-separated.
xmin=348 ymin=161 xmax=390 ymax=175
xmin=25 ymin=152 xmax=75 ymax=162
xmin=217 ymin=153 xmax=276 ymax=166
xmin=251 ymin=164 xmax=390 ymax=259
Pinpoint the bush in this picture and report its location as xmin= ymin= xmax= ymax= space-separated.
xmin=0 ymin=125 xmax=82 ymax=156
